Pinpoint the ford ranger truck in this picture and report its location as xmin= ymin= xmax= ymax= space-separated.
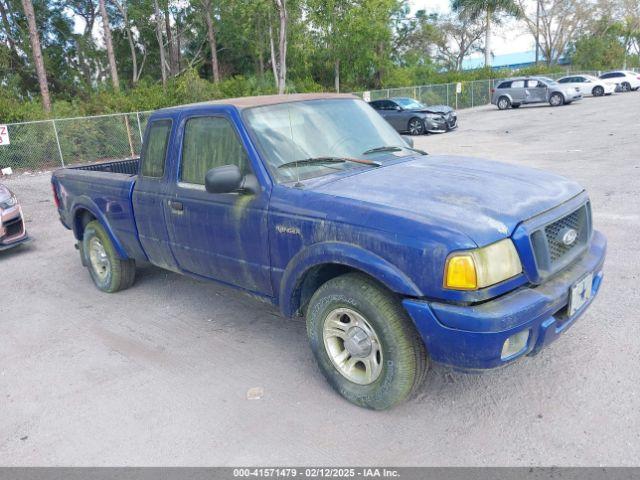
xmin=51 ymin=93 xmax=606 ymax=410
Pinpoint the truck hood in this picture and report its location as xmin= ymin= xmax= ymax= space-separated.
xmin=312 ymin=155 xmax=583 ymax=246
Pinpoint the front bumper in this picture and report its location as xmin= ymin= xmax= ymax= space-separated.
xmin=403 ymin=230 xmax=606 ymax=370
xmin=425 ymin=116 xmax=457 ymax=133
xmin=0 ymin=205 xmax=29 ymax=250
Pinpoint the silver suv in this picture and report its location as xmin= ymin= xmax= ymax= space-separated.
xmin=491 ymin=76 xmax=582 ymax=110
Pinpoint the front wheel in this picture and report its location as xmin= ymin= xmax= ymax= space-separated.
xmin=621 ymin=82 xmax=631 ymax=92
xmin=549 ymin=92 xmax=564 ymax=106
xmin=592 ymin=86 xmax=604 ymax=97
xmin=82 ymin=220 xmax=136 ymax=293
xmin=306 ymin=273 xmax=428 ymax=410
xmin=407 ymin=117 xmax=425 ymax=135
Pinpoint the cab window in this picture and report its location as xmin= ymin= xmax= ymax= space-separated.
xmin=141 ymin=119 xmax=172 ymax=178
xmin=180 ymin=116 xmax=249 ymax=185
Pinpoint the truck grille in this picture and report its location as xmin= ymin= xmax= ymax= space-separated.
xmin=530 ymin=203 xmax=591 ymax=276
xmin=545 ymin=208 xmax=585 ymax=262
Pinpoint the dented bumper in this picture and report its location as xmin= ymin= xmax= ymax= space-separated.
xmin=403 ymin=230 xmax=606 ymax=370
xmin=0 ymin=205 xmax=29 ymax=251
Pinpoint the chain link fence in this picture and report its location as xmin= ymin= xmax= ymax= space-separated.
xmin=0 ymin=111 xmax=152 ymax=172
xmin=355 ymin=68 xmax=640 ymax=108
xmin=1 ymin=67 xmax=638 ymax=173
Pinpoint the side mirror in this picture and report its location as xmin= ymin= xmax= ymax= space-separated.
xmin=205 ymin=165 xmax=258 ymax=195
xmin=395 ymin=105 xmax=403 ymax=111
xmin=401 ymin=135 xmax=414 ymax=148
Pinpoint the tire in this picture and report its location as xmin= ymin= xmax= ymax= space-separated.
xmin=592 ymin=86 xmax=604 ymax=97
xmin=497 ymin=96 xmax=511 ymax=110
xmin=407 ymin=117 xmax=425 ymax=135
xmin=621 ymin=82 xmax=631 ymax=92
xmin=511 ymin=103 xmax=521 ymax=108
xmin=549 ymin=92 xmax=564 ymax=106
xmin=82 ymin=220 xmax=136 ymax=293
xmin=306 ymin=272 xmax=428 ymax=410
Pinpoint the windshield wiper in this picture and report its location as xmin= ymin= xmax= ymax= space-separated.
xmin=362 ymin=145 xmax=427 ymax=156
xmin=277 ymin=156 xmax=381 ymax=169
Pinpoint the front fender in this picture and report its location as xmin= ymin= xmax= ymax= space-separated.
xmin=278 ymin=241 xmax=423 ymax=317
xmin=70 ymin=196 xmax=129 ymax=260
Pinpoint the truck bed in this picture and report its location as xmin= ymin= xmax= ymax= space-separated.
xmin=66 ymin=158 xmax=140 ymax=175
xmin=51 ymin=157 xmax=147 ymax=262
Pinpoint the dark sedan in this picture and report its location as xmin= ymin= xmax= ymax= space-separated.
xmin=369 ymin=97 xmax=457 ymax=135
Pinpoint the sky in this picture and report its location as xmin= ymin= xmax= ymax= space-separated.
xmin=408 ymin=0 xmax=535 ymax=58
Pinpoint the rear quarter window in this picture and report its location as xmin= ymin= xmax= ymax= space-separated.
xmin=497 ymin=81 xmax=512 ymax=89
xmin=141 ymin=119 xmax=172 ymax=178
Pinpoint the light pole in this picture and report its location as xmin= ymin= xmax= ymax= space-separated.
xmin=535 ymin=0 xmax=540 ymax=65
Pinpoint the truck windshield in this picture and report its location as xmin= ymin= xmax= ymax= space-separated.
xmin=243 ymin=98 xmax=418 ymax=182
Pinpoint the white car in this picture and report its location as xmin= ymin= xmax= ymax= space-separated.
xmin=557 ymin=74 xmax=616 ymax=97
xmin=599 ymin=70 xmax=640 ymax=92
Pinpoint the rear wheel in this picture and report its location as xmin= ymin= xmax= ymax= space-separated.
xmin=407 ymin=117 xmax=425 ymax=135
xmin=497 ymin=96 xmax=511 ymax=110
xmin=306 ymin=273 xmax=428 ymax=410
xmin=82 ymin=220 xmax=136 ymax=293
xmin=592 ymin=86 xmax=604 ymax=97
xmin=549 ymin=92 xmax=564 ymax=106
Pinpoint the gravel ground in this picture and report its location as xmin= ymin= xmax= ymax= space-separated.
xmin=1 ymin=93 xmax=639 ymax=466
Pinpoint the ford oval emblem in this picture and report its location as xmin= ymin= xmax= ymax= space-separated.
xmin=560 ymin=228 xmax=578 ymax=246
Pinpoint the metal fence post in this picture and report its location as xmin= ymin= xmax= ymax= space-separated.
xmin=52 ymin=120 xmax=65 ymax=167
xmin=446 ymin=83 xmax=450 ymax=106
xmin=136 ymin=112 xmax=144 ymax=142
xmin=471 ymin=81 xmax=474 ymax=107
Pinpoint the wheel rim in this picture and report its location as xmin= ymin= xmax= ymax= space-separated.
xmin=322 ymin=307 xmax=383 ymax=385
xmin=409 ymin=119 xmax=422 ymax=135
xmin=594 ymin=87 xmax=603 ymax=96
xmin=623 ymin=83 xmax=630 ymax=92
xmin=498 ymin=98 xmax=508 ymax=109
xmin=550 ymin=94 xmax=561 ymax=105
xmin=88 ymin=237 xmax=110 ymax=281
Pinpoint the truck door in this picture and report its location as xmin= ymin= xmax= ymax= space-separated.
xmin=131 ymin=118 xmax=179 ymax=271
xmin=164 ymin=114 xmax=272 ymax=295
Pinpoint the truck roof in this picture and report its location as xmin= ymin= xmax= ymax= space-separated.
xmin=156 ymin=93 xmax=357 ymax=113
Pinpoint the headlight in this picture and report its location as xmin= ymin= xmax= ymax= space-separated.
xmin=0 ymin=195 xmax=17 ymax=210
xmin=426 ymin=113 xmax=444 ymax=121
xmin=444 ymin=238 xmax=522 ymax=290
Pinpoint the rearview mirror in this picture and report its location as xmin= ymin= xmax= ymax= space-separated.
xmin=205 ymin=165 xmax=258 ymax=195
xmin=401 ymin=135 xmax=414 ymax=148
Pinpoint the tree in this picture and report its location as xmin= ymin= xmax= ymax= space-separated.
xmin=202 ymin=0 xmax=220 ymax=82
xmin=272 ymin=0 xmax=287 ymax=94
xmin=20 ymin=0 xmax=51 ymax=112
xmin=517 ymin=0 xmax=592 ymax=65
xmin=112 ymin=0 xmax=146 ymax=85
xmin=153 ymin=0 xmax=168 ymax=87
xmin=451 ymin=0 xmax=521 ymax=67
xmin=99 ymin=0 xmax=120 ymax=89
xmin=437 ymin=14 xmax=485 ymax=70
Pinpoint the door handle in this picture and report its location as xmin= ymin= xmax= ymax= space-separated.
xmin=168 ymin=200 xmax=183 ymax=212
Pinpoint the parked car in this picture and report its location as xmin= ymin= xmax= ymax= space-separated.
xmin=0 ymin=183 xmax=29 ymax=250
xmin=369 ymin=97 xmax=457 ymax=135
xmin=491 ymin=76 xmax=582 ymax=109
xmin=557 ymin=74 xmax=616 ymax=96
xmin=598 ymin=70 xmax=640 ymax=92
xmin=52 ymin=93 xmax=606 ymax=410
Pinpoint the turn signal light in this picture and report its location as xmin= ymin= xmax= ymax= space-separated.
xmin=444 ymin=255 xmax=477 ymax=290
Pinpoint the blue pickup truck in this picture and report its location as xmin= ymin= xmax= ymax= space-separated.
xmin=52 ymin=93 xmax=606 ymax=409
